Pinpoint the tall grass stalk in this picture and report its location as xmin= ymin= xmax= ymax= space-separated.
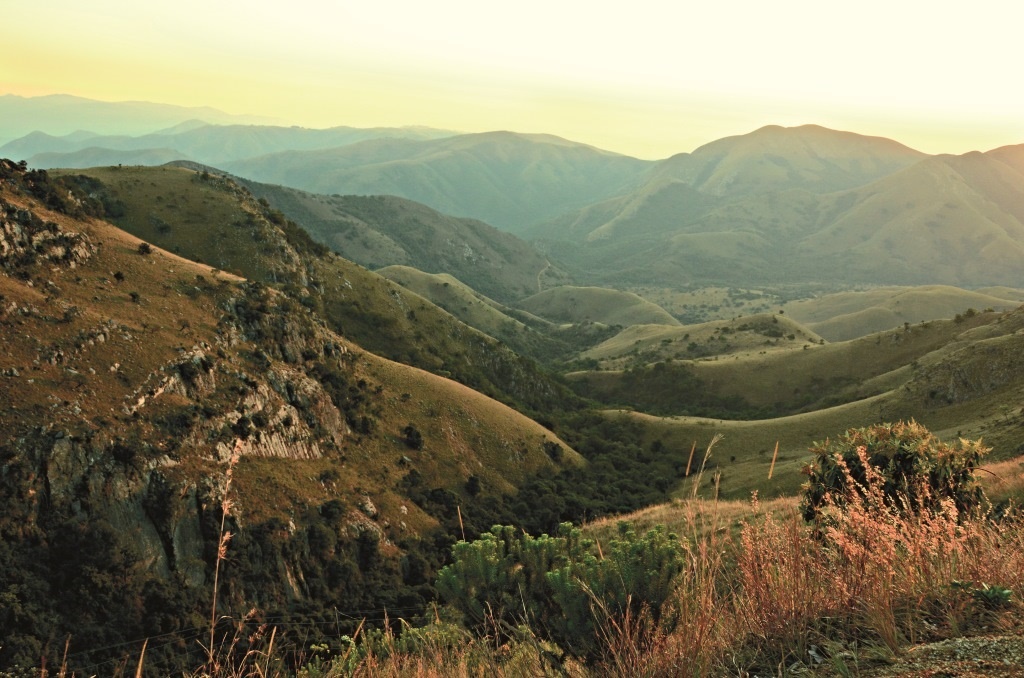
xmin=205 ymin=441 xmax=242 ymax=672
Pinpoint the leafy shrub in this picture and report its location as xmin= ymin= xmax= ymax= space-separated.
xmin=436 ymin=522 xmax=684 ymax=659
xmin=800 ymin=420 xmax=989 ymax=522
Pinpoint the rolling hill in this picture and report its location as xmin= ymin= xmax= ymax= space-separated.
xmin=569 ymin=308 xmax=1007 ymax=418
xmin=517 ymin=285 xmax=681 ymax=327
xmin=236 ymin=180 xmax=568 ymax=302
xmin=580 ymin=312 xmax=822 ymax=367
xmin=569 ymin=305 xmax=1024 ymax=501
xmin=784 ymin=285 xmax=1024 ymax=340
xmin=376 ymin=266 xmax=559 ymax=358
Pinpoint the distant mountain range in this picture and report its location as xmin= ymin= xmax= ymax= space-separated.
xmin=537 ymin=127 xmax=1024 ymax=289
xmin=3 ymin=123 xmax=457 ymax=167
xmin=0 ymin=93 xmax=284 ymax=143
xmin=219 ymin=132 xmax=651 ymax=232
xmin=5 ymin=96 xmax=1024 ymax=289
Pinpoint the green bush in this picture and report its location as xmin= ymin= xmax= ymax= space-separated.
xmin=800 ymin=420 xmax=989 ymax=522
xmin=436 ymin=522 xmax=684 ymax=659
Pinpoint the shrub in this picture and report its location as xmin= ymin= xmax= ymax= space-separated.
xmin=800 ymin=420 xmax=989 ymax=522
xmin=436 ymin=522 xmax=684 ymax=659
xmin=402 ymin=424 xmax=424 ymax=450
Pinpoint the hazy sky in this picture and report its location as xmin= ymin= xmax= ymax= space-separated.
xmin=5 ymin=0 xmax=1023 ymax=158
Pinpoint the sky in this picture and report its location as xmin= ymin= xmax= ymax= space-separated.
xmin=4 ymin=0 xmax=1024 ymax=159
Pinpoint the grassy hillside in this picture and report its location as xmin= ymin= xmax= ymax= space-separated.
xmin=795 ymin=154 xmax=1024 ymax=285
xmin=569 ymin=309 xmax=1003 ymax=418
xmin=220 ymin=131 xmax=651 ymax=232
xmin=785 ymin=285 xmax=1024 ymax=340
xmin=561 ymin=305 xmax=1024 ymax=507
xmin=52 ymin=165 xmax=577 ymax=415
xmin=0 ymin=160 xmax=587 ymax=671
xmin=517 ymin=285 xmax=680 ymax=327
xmin=580 ymin=312 xmax=820 ymax=368
xmin=237 ymin=180 xmax=568 ymax=302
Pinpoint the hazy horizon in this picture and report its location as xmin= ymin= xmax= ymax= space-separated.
xmin=5 ymin=0 xmax=1024 ymax=159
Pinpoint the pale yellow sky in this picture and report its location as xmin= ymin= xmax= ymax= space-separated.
xmin=4 ymin=0 xmax=1023 ymax=158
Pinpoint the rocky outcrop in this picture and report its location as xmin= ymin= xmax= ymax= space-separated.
xmin=0 ymin=197 xmax=94 ymax=270
xmin=913 ymin=333 xmax=1024 ymax=404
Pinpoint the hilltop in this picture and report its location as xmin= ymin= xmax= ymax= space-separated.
xmin=784 ymin=285 xmax=1024 ymax=340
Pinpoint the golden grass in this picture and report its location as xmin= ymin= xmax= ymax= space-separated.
xmin=183 ymin=464 xmax=1024 ymax=677
xmin=980 ymin=456 xmax=1024 ymax=505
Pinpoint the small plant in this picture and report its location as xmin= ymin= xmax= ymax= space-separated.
xmin=952 ymin=581 xmax=1014 ymax=610
xmin=137 ymin=242 xmax=153 ymax=255
xmin=973 ymin=583 xmax=1014 ymax=609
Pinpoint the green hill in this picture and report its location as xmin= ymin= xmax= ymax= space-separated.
xmin=568 ymin=308 xmax=1006 ymax=420
xmin=591 ymin=306 xmax=1024 ymax=502
xmin=785 ymin=285 xmax=1023 ymax=340
xmin=52 ymin=165 xmax=577 ymax=415
xmin=580 ymin=312 xmax=820 ymax=367
xmin=517 ymin=285 xmax=681 ymax=327
xmin=237 ymin=180 xmax=568 ymax=302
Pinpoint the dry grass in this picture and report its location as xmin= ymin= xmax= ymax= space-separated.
xmin=169 ymin=451 xmax=1024 ymax=677
xmin=980 ymin=456 xmax=1024 ymax=505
